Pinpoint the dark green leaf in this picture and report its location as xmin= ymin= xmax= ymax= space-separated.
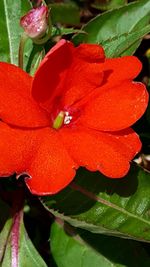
xmin=0 ymin=0 xmax=30 ymax=64
xmin=42 ymin=164 xmax=150 ymax=242
xmin=73 ymin=0 xmax=150 ymax=57
xmin=49 ymin=3 xmax=80 ymax=25
xmin=51 ymin=221 xmax=150 ymax=267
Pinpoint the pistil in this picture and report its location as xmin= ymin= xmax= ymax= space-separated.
xmin=52 ymin=111 xmax=65 ymax=129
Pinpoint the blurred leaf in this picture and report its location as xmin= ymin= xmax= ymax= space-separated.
xmin=73 ymin=0 xmax=150 ymax=57
xmin=92 ymin=0 xmax=127 ymax=11
xmin=0 ymin=0 xmax=30 ymax=64
xmin=51 ymin=220 xmax=150 ymax=267
xmin=42 ymin=164 xmax=150 ymax=242
xmin=49 ymin=3 xmax=80 ymax=25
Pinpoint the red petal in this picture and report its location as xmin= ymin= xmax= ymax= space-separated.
xmin=74 ymin=43 xmax=105 ymax=62
xmin=0 ymin=122 xmax=37 ymax=176
xmin=32 ymin=39 xmax=74 ymax=112
xmin=79 ymin=81 xmax=148 ymax=131
xmin=60 ymin=127 xmax=141 ymax=178
xmin=25 ymin=129 xmax=77 ymax=195
xmin=0 ymin=63 xmax=49 ymax=127
xmin=102 ymin=56 xmax=142 ymax=87
xmin=32 ymin=40 xmax=105 ymax=111
xmin=0 ymin=123 xmax=76 ymax=195
xmin=61 ymin=43 xmax=105 ymax=107
xmin=106 ymin=128 xmax=141 ymax=160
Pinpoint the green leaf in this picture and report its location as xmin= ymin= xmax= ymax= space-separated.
xmin=42 ymin=164 xmax=150 ymax=242
xmin=0 ymin=0 xmax=30 ymax=64
xmin=73 ymin=0 xmax=150 ymax=57
xmin=0 ymin=198 xmax=47 ymax=267
xmin=19 ymin=220 xmax=47 ymax=267
xmin=91 ymin=0 xmax=127 ymax=11
xmin=49 ymin=3 xmax=80 ymax=25
xmin=51 ymin=26 xmax=85 ymax=37
xmin=51 ymin=221 xmax=150 ymax=267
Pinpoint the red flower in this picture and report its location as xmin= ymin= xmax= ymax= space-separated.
xmin=0 ymin=40 xmax=148 ymax=195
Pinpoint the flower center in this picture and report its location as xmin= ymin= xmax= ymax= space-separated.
xmin=52 ymin=111 xmax=73 ymax=130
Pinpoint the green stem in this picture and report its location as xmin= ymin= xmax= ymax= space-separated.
xmin=18 ymin=33 xmax=28 ymax=69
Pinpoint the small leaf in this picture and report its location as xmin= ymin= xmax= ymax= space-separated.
xmin=0 ymin=0 xmax=30 ymax=64
xmin=73 ymin=0 xmax=150 ymax=57
xmin=42 ymin=164 xmax=150 ymax=242
xmin=51 ymin=220 xmax=150 ymax=267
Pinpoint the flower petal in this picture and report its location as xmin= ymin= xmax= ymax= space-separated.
xmin=60 ymin=127 xmax=141 ymax=178
xmin=32 ymin=39 xmax=74 ymax=112
xmin=79 ymin=81 xmax=148 ymax=131
xmin=102 ymin=56 xmax=143 ymax=87
xmin=0 ymin=62 xmax=49 ymax=127
xmin=74 ymin=43 xmax=105 ymax=63
xmin=32 ymin=40 xmax=105 ymax=111
xmin=106 ymin=128 xmax=141 ymax=160
xmin=25 ymin=129 xmax=77 ymax=195
xmin=0 ymin=122 xmax=37 ymax=176
xmin=61 ymin=43 xmax=105 ymax=107
xmin=0 ymin=123 xmax=76 ymax=195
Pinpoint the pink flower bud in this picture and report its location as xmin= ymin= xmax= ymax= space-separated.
xmin=20 ymin=6 xmax=49 ymax=39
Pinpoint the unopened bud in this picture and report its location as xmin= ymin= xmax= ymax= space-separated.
xmin=20 ymin=6 xmax=49 ymax=39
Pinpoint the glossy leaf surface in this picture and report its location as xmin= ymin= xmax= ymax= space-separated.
xmin=73 ymin=0 xmax=150 ymax=57
xmin=42 ymin=165 xmax=150 ymax=242
xmin=51 ymin=220 xmax=150 ymax=267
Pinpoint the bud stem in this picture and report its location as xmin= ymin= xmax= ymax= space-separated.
xmin=18 ymin=33 xmax=28 ymax=69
